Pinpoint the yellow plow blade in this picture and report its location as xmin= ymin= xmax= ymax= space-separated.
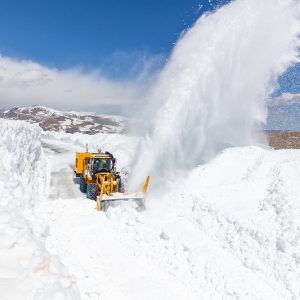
xmin=96 ymin=176 xmax=150 ymax=211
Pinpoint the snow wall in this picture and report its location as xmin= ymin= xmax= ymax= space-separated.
xmin=109 ymin=147 xmax=300 ymax=299
xmin=130 ymin=0 xmax=300 ymax=191
xmin=0 ymin=119 xmax=79 ymax=300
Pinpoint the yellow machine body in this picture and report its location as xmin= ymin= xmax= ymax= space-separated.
xmin=75 ymin=151 xmax=120 ymax=196
xmin=75 ymin=152 xmax=92 ymax=177
xmin=75 ymin=151 xmax=150 ymax=211
xmin=94 ymin=172 xmax=119 ymax=196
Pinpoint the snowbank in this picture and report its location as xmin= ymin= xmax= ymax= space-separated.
xmin=0 ymin=119 xmax=79 ymax=300
xmin=182 ymin=147 xmax=300 ymax=298
xmin=98 ymin=146 xmax=300 ymax=299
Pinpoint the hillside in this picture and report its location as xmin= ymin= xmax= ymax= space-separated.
xmin=267 ymin=131 xmax=300 ymax=149
xmin=0 ymin=106 xmax=127 ymax=135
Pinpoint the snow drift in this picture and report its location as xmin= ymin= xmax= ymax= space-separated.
xmin=0 ymin=119 xmax=79 ymax=300
xmin=103 ymin=147 xmax=300 ymax=299
xmin=130 ymin=0 xmax=300 ymax=190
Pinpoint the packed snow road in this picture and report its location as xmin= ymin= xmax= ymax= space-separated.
xmin=42 ymin=138 xmax=82 ymax=200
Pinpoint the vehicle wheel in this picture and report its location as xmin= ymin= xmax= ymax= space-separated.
xmin=79 ymin=174 xmax=87 ymax=193
xmin=87 ymin=183 xmax=100 ymax=200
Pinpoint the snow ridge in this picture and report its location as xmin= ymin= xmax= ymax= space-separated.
xmin=182 ymin=147 xmax=300 ymax=298
xmin=0 ymin=119 xmax=79 ymax=300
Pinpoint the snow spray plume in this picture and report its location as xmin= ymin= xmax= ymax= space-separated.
xmin=130 ymin=0 xmax=300 ymax=192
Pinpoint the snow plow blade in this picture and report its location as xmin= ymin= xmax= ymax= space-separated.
xmin=96 ymin=176 xmax=150 ymax=211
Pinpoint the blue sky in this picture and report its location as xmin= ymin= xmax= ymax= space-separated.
xmin=0 ymin=0 xmax=298 ymax=94
xmin=0 ymin=1 xmax=227 ymax=73
xmin=277 ymin=63 xmax=300 ymax=95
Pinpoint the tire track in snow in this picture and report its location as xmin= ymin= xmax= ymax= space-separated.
xmin=42 ymin=137 xmax=83 ymax=200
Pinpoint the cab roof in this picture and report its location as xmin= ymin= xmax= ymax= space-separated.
xmin=91 ymin=153 xmax=114 ymax=159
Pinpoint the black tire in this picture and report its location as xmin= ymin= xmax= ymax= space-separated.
xmin=79 ymin=174 xmax=87 ymax=193
xmin=87 ymin=183 xmax=100 ymax=200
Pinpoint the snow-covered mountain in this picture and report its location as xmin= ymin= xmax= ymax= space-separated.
xmin=0 ymin=105 xmax=127 ymax=135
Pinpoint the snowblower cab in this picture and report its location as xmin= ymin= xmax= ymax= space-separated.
xmin=75 ymin=151 xmax=121 ymax=194
xmin=92 ymin=157 xmax=114 ymax=174
xmin=75 ymin=150 xmax=150 ymax=211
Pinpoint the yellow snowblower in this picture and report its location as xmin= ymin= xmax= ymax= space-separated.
xmin=75 ymin=150 xmax=150 ymax=211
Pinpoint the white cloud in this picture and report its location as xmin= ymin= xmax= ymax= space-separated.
xmin=269 ymin=92 xmax=300 ymax=106
xmin=0 ymin=55 xmax=142 ymax=112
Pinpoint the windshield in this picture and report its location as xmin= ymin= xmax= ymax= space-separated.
xmin=93 ymin=158 xmax=113 ymax=173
